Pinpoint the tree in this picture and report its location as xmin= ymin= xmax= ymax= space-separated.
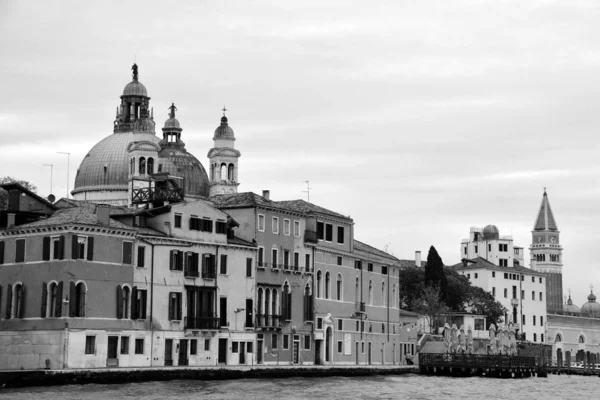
xmin=0 ymin=176 xmax=37 ymax=210
xmin=425 ymin=246 xmax=447 ymax=300
xmin=465 ymin=285 xmax=507 ymax=329
xmin=444 ymin=266 xmax=471 ymax=312
xmin=410 ymin=284 xmax=449 ymax=333
xmin=399 ymin=266 xmax=425 ymax=309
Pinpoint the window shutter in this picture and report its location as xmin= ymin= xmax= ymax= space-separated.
xmin=168 ymin=292 xmax=174 ymax=320
xmin=6 ymin=284 xmax=12 ymax=319
xmin=71 ymin=235 xmax=79 ymax=259
xmin=19 ymin=285 xmax=26 ymax=319
xmin=116 ymin=285 xmax=123 ymax=319
xmin=41 ymin=282 xmax=47 ymax=318
xmin=131 ymin=286 xmax=138 ymax=319
xmin=189 ymin=218 xmax=194 ymax=230
xmin=192 ymin=252 xmax=199 ymax=270
xmin=56 ymin=282 xmax=63 ymax=317
xmin=87 ymin=237 xmax=94 ymax=261
xmin=169 ymin=250 xmax=174 ymax=270
xmin=0 ymin=241 xmax=4 ymax=264
xmin=202 ymin=254 xmax=207 ymax=276
xmin=141 ymin=290 xmax=147 ymax=319
xmin=69 ymin=282 xmax=76 ymax=317
xmin=178 ymin=251 xmax=184 ymax=271
xmin=210 ymin=254 xmax=216 ymax=274
xmin=58 ymin=236 xmax=65 ymax=260
xmin=43 ymin=237 xmax=51 ymax=261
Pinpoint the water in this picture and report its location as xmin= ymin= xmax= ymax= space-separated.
xmin=0 ymin=374 xmax=596 ymax=400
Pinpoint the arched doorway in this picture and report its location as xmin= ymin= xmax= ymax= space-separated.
xmin=325 ymin=327 xmax=332 ymax=363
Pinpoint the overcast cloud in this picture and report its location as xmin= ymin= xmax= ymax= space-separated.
xmin=1 ymin=0 xmax=598 ymax=305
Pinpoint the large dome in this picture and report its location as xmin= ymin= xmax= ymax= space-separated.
xmin=73 ymin=132 xmax=161 ymax=195
xmin=123 ymin=80 xmax=148 ymax=97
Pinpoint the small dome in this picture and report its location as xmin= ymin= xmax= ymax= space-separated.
xmin=123 ymin=80 xmax=148 ymax=97
xmin=588 ymin=292 xmax=597 ymax=302
xmin=482 ymin=224 xmax=500 ymax=240
xmin=563 ymin=295 xmax=581 ymax=314
xmin=214 ymin=116 xmax=235 ymax=140
xmin=164 ymin=117 xmax=180 ymax=129
xmin=581 ymin=290 xmax=600 ymax=317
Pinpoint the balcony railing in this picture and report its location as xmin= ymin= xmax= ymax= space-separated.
xmin=184 ymin=316 xmax=220 ymax=330
xmin=355 ymin=302 xmax=366 ymax=314
xmin=256 ymin=314 xmax=282 ymax=329
xmin=304 ymin=230 xmax=319 ymax=244
xmin=184 ymin=268 xmax=199 ymax=278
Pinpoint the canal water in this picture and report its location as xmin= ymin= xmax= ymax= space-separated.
xmin=0 ymin=374 xmax=596 ymax=399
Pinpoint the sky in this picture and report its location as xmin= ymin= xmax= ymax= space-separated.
xmin=1 ymin=0 xmax=598 ymax=306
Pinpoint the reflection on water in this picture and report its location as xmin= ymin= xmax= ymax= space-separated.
xmin=0 ymin=374 xmax=596 ymax=400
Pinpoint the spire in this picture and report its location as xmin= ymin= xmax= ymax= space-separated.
xmin=533 ymin=188 xmax=558 ymax=231
xmin=132 ymin=63 xmax=139 ymax=81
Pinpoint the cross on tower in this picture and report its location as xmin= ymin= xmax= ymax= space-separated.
xmin=591 ymin=284 xmax=594 ymax=293
xmin=222 ymin=106 xmax=227 ymax=116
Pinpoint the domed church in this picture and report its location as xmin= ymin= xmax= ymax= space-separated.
xmin=71 ymin=64 xmax=240 ymax=205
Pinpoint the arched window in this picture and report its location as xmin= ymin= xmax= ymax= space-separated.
xmin=147 ymin=158 xmax=154 ymax=175
xmin=272 ymin=289 xmax=279 ymax=319
xmin=316 ymin=271 xmax=322 ymax=298
xmin=10 ymin=283 xmax=25 ymax=319
xmin=220 ymin=163 xmax=228 ymax=180
xmin=325 ymin=272 xmax=331 ymax=299
xmin=71 ymin=281 xmax=86 ymax=317
xmin=555 ymin=333 xmax=562 ymax=343
xmin=48 ymin=282 xmax=58 ymax=317
xmin=122 ymin=286 xmax=131 ymax=319
xmin=130 ymin=158 xmax=135 ymax=175
xmin=368 ymin=280 xmax=373 ymax=305
xmin=392 ymin=284 xmax=397 ymax=308
xmin=228 ymin=164 xmax=234 ymax=181
xmin=382 ymin=282 xmax=386 ymax=307
xmin=578 ymin=335 xmax=585 ymax=344
xmin=283 ymin=282 xmax=291 ymax=320
xmin=336 ymin=274 xmax=342 ymax=301
xmin=139 ymin=157 xmax=146 ymax=175
xmin=355 ymin=277 xmax=360 ymax=303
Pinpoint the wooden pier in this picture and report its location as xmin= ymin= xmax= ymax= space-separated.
xmin=419 ymin=353 xmax=542 ymax=378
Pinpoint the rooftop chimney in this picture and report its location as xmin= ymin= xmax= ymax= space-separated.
xmin=7 ymin=213 xmax=16 ymax=228
xmin=96 ymin=205 xmax=111 ymax=226
xmin=262 ymin=190 xmax=270 ymax=200
xmin=415 ymin=251 xmax=421 ymax=267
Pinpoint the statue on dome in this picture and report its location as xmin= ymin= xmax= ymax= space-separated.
xmin=132 ymin=63 xmax=138 ymax=80
xmin=169 ymin=103 xmax=177 ymax=119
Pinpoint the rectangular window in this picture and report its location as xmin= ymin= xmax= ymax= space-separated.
xmin=220 ymin=254 xmax=228 ymax=275
xmin=283 ymin=335 xmax=290 ymax=350
xmin=317 ymin=317 xmax=323 ymax=330
xmin=492 ymin=287 xmax=496 ymax=296
xmin=51 ymin=236 xmax=62 ymax=260
xmin=120 ymin=336 xmax=129 ymax=354
xmin=382 ymin=266 xmax=388 ymax=275
xmin=190 ymin=339 xmax=198 ymax=355
xmin=325 ymin=224 xmax=333 ymax=242
xmin=539 ymin=292 xmax=543 ymax=301
xmin=337 ymin=341 xmax=343 ymax=353
xmin=284 ymin=219 xmax=291 ymax=236
xmin=305 ymin=254 xmax=311 ymax=272
xmin=133 ymin=289 xmax=148 ymax=319
xmin=258 ymin=214 xmax=265 ymax=232
xmin=174 ymin=214 xmax=182 ymax=228
xmin=533 ymin=315 xmax=536 ymax=326
xmin=499 ymin=259 xmax=508 ymax=267
xmin=258 ymin=247 xmax=264 ymax=267
xmin=246 ymin=258 xmax=253 ymax=277
xmin=272 ymin=217 xmax=279 ymax=234
xmin=272 ymin=334 xmax=278 ymax=349
xmin=304 ymin=335 xmax=311 ymax=350
xmin=15 ymin=239 xmax=25 ymax=263
xmin=317 ymin=221 xmax=324 ymax=240
xmin=337 ymin=256 xmax=342 ymax=266
xmin=337 ymin=226 xmax=344 ymax=244
xmin=283 ymin=250 xmax=290 ymax=270
xmin=540 ymin=277 xmax=543 ymax=283
xmin=492 ymin=271 xmax=495 ymax=278
xmin=474 ymin=272 xmax=478 ymax=279
xmin=368 ymin=263 xmax=373 ymax=272
xmin=232 ymin=342 xmax=239 ymax=353
xmin=272 ymin=248 xmax=278 ymax=268
xmin=294 ymin=252 xmax=299 ymax=270
xmin=85 ymin=336 xmax=96 ymax=355
xmin=215 ymin=220 xmax=227 ymax=234
xmin=137 ymin=246 xmax=145 ymax=268
xmin=135 ymin=338 xmax=144 ymax=354
xmin=521 ymin=290 xmax=525 ymax=299
xmin=512 ymin=286 xmax=517 ymax=299
xmin=247 ymin=342 xmax=253 ymax=353
xmin=504 ymin=273 xmax=508 ymax=279
xmin=532 ymin=291 xmax=535 ymax=301
xmin=463 ymin=247 xmax=467 ymax=255
xmin=522 ymin=315 xmax=526 ymax=325
xmin=168 ymin=292 xmax=182 ymax=320
xmin=474 ymin=318 xmax=485 ymax=330
xmin=122 ymin=241 xmax=133 ymax=264
xmin=294 ymin=221 xmax=300 ymax=237
xmin=467 ymin=274 xmax=470 ymax=279
xmin=540 ymin=316 xmax=544 ymax=326
xmin=489 ymin=244 xmax=491 ymax=252
xmin=362 ymin=342 xmax=365 ymax=353
xmin=204 ymin=338 xmax=210 ymax=351
xmin=504 ymin=288 xmax=507 ymax=298
xmin=474 ymin=245 xmax=478 ymax=254
xmin=338 ymin=319 xmax=343 ymax=331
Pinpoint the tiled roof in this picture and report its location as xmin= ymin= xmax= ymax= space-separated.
xmin=15 ymin=205 xmax=165 ymax=236
xmin=0 ymin=182 xmax=57 ymax=210
xmin=353 ymin=239 xmax=399 ymax=262
xmin=228 ymin=236 xmax=257 ymax=248
xmin=397 ymin=259 xmax=426 ymax=269
xmin=450 ymin=257 xmax=545 ymax=276
xmin=534 ymin=190 xmax=558 ymax=231
xmin=277 ymin=199 xmax=351 ymax=220
xmin=211 ymin=192 xmax=289 ymax=211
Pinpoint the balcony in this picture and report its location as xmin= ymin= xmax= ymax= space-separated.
xmin=184 ymin=316 xmax=220 ymax=330
xmin=355 ymin=302 xmax=366 ymax=314
xmin=256 ymin=314 xmax=282 ymax=329
xmin=184 ymin=268 xmax=199 ymax=278
xmin=511 ymin=298 xmax=519 ymax=307
xmin=304 ymin=230 xmax=319 ymax=244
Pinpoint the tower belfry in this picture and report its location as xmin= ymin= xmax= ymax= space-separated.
xmin=207 ymin=108 xmax=241 ymax=196
xmin=530 ymin=189 xmax=563 ymax=313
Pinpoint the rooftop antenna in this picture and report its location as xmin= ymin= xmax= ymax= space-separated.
xmin=57 ymin=152 xmax=70 ymax=199
xmin=43 ymin=164 xmax=53 ymax=195
xmin=302 ymin=181 xmax=311 ymax=203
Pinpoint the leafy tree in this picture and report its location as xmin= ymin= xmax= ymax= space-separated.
xmin=410 ymin=284 xmax=449 ymax=333
xmin=399 ymin=266 xmax=425 ymax=309
xmin=465 ymin=285 xmax=507 ymax=329
xmin=0 ymin=176 xmax=37 ymax=210
xmin=444 ymin=266 xmax=470 ymax=312
xmin=425 ymin=246 xmax=447 ymax=299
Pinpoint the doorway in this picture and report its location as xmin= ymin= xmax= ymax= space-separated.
xmin=218 ymin=338 xmax=228 ymax=364
xmin=165 ymin=339 xmax=173 ymax=366
xmin=257 ymin=339 xmax=263 ymax=364
xmin=315 ymin=340 xmax=322 ymax=365
xmin=239 ymin=342 xmax=246 ymax=365
xmin=179 ymin=339 xmax=188 ymax=366
xmin=107 ymin=336 xmax=119 ymax=367
xmin=293 ymin=336 xmax=300 ymax=364
xmin=325 ymin=327 xmax=332 ymax=363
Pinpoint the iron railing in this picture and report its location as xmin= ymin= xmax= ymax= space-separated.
xmin=184 ymin=316 xmax=220 ymax=330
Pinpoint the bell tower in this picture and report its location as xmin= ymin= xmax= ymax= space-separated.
xmin=530 ymin=189 xmax=563 ymax=313
xmin=207 ymin=108 xmax=241 ymax=196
